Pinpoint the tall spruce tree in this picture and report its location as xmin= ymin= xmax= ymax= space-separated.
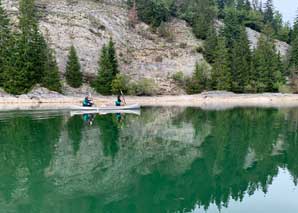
xmin=107 ymin=38 xmax=119 ymax=77
xmin=204 ymin=26 xmax=218 ymax=64
xmin=290 ymin=14 xmax=298 ymax=68
xmin=3 ymin=0 xmax=51 ymax=94
xmin=94 ymin=44 xmax=113 ymax=95
xmin=263 ymin=0 xmax=274 ymax=25
xmin=223 ymin=8 xmax=241 ymax=47
xmin=187 ymin=62 xmax=209 ymax=94
xmin=230 ymin=27 xmax=251 ymax=93
xmin=42 ymin=49 xmax=62 ymax=93
xmin=212 ymin=36 xmax=232 ymax=90
xmin=252 ymin=29 xmax=283 ymax=92
xmin=65 ymin=45 xmax=82 ymax=88
xmin=0 ymin=1 xmax=11 ymax=86
xmin=94 ymin=38 xmax=119 ymax=95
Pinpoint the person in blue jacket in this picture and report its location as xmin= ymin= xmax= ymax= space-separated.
xmin=115 ymin=95 xmax=123 ymax=106
xmin=83 ymin=96 xmax=93 ymax=107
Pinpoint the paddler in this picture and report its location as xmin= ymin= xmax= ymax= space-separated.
xmin=83 ymin=96 xmax=93 ymax=107
xmin=115 ymin=95 xmax=124 ymax=106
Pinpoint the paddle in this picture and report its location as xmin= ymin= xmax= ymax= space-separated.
xmin=120 ymin=90 xmax=127 ymax=105
xmin=88 ymin=91 xmax=96 ymax=107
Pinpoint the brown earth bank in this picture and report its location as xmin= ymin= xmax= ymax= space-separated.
xmin=2 ymin=88 xmax=298 ymax=111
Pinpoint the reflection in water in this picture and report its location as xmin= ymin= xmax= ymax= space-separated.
xmin=0 ymin=108 xmax=297 ymax=212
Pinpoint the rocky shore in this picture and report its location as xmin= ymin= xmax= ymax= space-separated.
xmin=1 ymin=87 xmax=298 ymax=111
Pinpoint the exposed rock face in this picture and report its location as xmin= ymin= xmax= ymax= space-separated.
xmin=246 ymin=27 xmax=290 ymax=56
xmin=3 ymin=0 xmax=204 ymax=94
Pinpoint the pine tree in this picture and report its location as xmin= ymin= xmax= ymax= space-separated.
xmin=212 ymin=36 xmax=232 ymax=90
xmin=187 ymin=62 xmax=209 ymax=94
xmin=94 ymin=44 xmax=113 ymax=95
xmin=4 ymin=0 xmax=50 ymax=94
xmin=204 ymin=25 xmax=218 ymax=64
xmin=291 ymin=38 xmax=298 ymax=68
xmin=42 ymin=49 xmax=62 ymax=93
xmin=0 ymin=1 xmax=11 ymax=86
xmin=107 ymin=38 xmax=119 ymax=77
xmin=290 ymin=14 xmax=298 ymax=68
xmin=19 ymin=0 xmax=46 ymax=84
xmin=3 ymin=35 xmax=36 ymax=94
xmin=252 ymin=29 xmax=283 ymax=92
xmin=65 ymin=45 xmax=82 ymax=88
xmin=263 ymin=0 xmax=274 ymax=25
xmin=94 ymin=39 xmax=120 ymax=95
xmin=223 ymin=8 xmax=241 ymax=47
xmin=191 ymin=0 xmax=216 ymax=40
xmin=230 ymin=27 xmax=251 ymax=93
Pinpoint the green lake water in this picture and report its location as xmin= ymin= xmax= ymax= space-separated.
xmin=0 ymin=107 xmax=298 ymax=213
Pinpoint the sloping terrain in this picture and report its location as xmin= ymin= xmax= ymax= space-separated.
xmin=2 ymin=0 xmax=291 ymax=94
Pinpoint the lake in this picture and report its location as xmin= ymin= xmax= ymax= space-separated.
xmin=0 ymin=107 xmax=298 ymax=213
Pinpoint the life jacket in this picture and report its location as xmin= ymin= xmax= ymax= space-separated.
xmin=115 ymin=100 xmax=121 ymax=106
xmin=83 ymin=98 xmax=89 ymax=106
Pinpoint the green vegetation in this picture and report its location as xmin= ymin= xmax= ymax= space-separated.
xmin=128 ymin=78 xmax=158 ymax=96
xmin=186 ymin=62 xmax=210 ymax=94
xmin=111 ymin=74 xmax=129 ymax=95
xmin=0 ymin=1 xmax=11 ymax=87
xmin=65 ymin=46 xmax=82 ymax=88
xmin=42 ymin=50 xmax=62 ymax=93
xmin=0 ymin=0 xmax=62 ymax=95
xmin=93 ymin=38 xmax=120 ymax=95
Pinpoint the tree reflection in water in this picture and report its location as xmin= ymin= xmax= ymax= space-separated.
xmin=0 ymin=107 xmax=297 ymax=212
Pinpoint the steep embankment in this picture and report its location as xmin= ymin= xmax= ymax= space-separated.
xmin=2 ymin=0 xmax=291 ymax=95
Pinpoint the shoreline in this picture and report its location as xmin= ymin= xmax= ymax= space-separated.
xmin=2 ymin=93 xmax=298 ymax=111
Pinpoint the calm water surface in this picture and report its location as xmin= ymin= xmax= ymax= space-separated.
xmin=0 ymin=107 xmax=298 ymax=213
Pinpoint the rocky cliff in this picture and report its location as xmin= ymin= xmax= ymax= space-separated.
xmin=2 ymin=0 xmax=291 ymax=94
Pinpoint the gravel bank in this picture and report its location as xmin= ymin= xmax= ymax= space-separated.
xmin=2 ymin=91 xmax=298 ymax=111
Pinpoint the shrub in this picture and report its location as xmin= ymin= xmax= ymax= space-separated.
xmin=172 ymin=71 xmax=186 ymax=87
xmin=111 ymin=74 xmax=129 ymax=95
xmin=157 ymin=22 xmax=174 ymax=42
xmin=128 ymin=78 xmax=158 ymax=96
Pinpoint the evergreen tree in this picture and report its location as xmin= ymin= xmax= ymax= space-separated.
xmin=187 ymin=62 xmax=209 ymax=94
xmin=65 ymin=45 xmax=82 ymax=88
xmin=290 ymin=37 xmax=298 ymax=68
xmin=131 ymin=0 xmax=172 ymax=27
xmin=263 ymin=0 xmax=274 ymax=25
xmin=107 ymin=38 xmax=119 ymax=77
xmin=212 ymin=36 xmax=232 ymax=90
xmin=94 ymin=38 xmax=120 ymax=95
xmin=94 ymin=44 xmax=113 ymax=95
xmin=204 ymin=26 xmax=218 ymax=64
xmin=19 ymin=0 xmax=47 ymax=83
xmin=42 ymin=49 xmax=62 ymax=93
xmin=216 ymin=0 xmax=225 ymax=18
xmin=223 ymin=8 xmax=241 ymax=47
xmin=252 ymin=29 xmax=284 ymax=92
xmin=3 ymin=0 xmax=51 ymax=94
xmin=0 ymin=1 xmax=11 ymax=86
xmin=292 ymin=13 xmax=298 ymax=42
xmin=3 ymin=35 xmax=36 ymax=94
xmin=290 ymin=14 xmax=298 ymax=68
xmin=230 ymin=27 xmax=251 ymax=93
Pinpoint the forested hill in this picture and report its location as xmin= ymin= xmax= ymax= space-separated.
xmin=0 ymin=0 xmax=297 ymax=95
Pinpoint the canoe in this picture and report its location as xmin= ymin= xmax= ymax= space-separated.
xmin=70 ymin=109 xmax=141 ymax=116
xmin=71 ymin=104 xmax=141 ymax=111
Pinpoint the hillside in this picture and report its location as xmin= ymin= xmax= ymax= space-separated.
xmin=2 ymin=0 xmax=291 ymax=95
